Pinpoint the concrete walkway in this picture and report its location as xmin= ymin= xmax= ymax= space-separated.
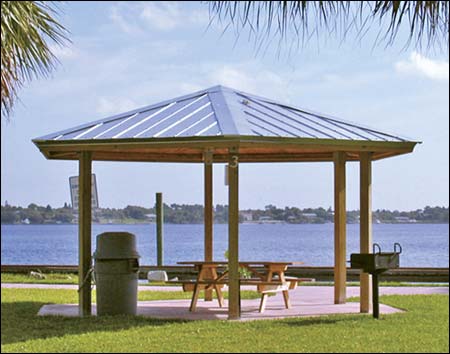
xmin=25 ymin=284 xmax=447 ymax=321
xmin=2 ymin=283 xmax=449 ymax=295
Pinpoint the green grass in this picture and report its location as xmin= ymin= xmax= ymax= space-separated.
xmin=1 ymin=288 xmax=448 ymax=353
xmin=2 ymin=273 xmax=448 ymax=287
xmin=0 ymin=273 xmax=188 ymax=287
xmin=302 ymin=281 xmax=449 ymax=287
xmin=1 ymin=272 xmax=79 ymax=284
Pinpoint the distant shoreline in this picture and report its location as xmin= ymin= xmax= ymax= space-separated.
xmin=3 ymin=204 xmax=448 ymax=225
xmin=2 ymin=221 xmax=449 ymax=226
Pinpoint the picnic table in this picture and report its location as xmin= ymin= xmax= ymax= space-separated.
xmin=175 ymin=261 xmax=310 ymax=313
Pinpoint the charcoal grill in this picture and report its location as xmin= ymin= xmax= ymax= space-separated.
xmin=350 ymin=243 xmax=402 ymax=318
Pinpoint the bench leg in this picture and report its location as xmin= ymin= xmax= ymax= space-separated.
xmin=259 ymin=293 xmax=268 ymax=313
xmin=282 ymin=290 xmax=291 ymax=309
xmin=190 ymin=283 xmax=201 ymax=312
xmin=214 ymin=285 xmax=224 ymax=307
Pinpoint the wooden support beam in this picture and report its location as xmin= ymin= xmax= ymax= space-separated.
xmin=78 ymin=151 xmax=92 ymax=316
xmin=333 ymin=151 xmax=347 ymax=304
xmin=204 ymin=150 xmax=214 ymax=301
xmin=156 ymin=193 xmax=164 ymax=266
xmin=360 ymin=152 xmax=373 ymax=313
xmin=228 ymin=148 xmax=240 ymax=319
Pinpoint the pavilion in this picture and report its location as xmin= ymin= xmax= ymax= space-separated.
xmin=33 ymin=85 xmax=419 ymax=319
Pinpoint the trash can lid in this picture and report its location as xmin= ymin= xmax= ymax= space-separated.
xmin=94 ymin=232 xmax=140 ymax=259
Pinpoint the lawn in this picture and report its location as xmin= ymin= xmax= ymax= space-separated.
xmin=1 ymin=288 xmax=448 ymax=353
xmin=3 ymin=273 xmax=448 ymax=287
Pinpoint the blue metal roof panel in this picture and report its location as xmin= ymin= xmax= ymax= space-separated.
xmin=34 ymin=85 xmax=416 ymax=143
xmin=207 ymin=87 xmax=239 ymax=135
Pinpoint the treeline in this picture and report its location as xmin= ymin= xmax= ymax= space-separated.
xmin=1 ymin=203 xmax=448 ymax=224
xmin=0 ymin=203 xmax=229 ymax=224
xmin=245 ymin=205 xmax=449 ymax=224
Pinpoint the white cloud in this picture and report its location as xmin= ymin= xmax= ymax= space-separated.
xmin=109 ymin=1 xmax=209 ymax=34
xmin=49 ymin=44 xmax=77 ymax=60
xmin=96 ymin=97 xmax=138 ymax=116
xmin=140 ymin=2 xmax=181 ymax=31
xmin=208 ymin=64 xmax=286 ymax=99
xmin=395 ymin=52 xmax=449 ymax=81
xmin=109 ymin=5 xmax=143 ymax=35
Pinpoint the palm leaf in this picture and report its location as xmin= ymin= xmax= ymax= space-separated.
xmin=1 ymin=1 xmax=69 ymax=119
xmin=207 ymin=1 xmax=449 ymax=52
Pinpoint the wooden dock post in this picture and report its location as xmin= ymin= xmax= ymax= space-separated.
xmin=156 ymin=192 xmax=163 ymax=266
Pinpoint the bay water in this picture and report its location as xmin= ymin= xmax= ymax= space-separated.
xmin=1 ymin=223 xmax=448 ymax=267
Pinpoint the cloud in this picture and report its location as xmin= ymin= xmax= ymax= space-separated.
xmin=208 ymin=64 xmax=286 ymax=99
xmin=96 ymin=97 xmax=138 ymax=116
xmin=109 ymin=1 xmax=209 ymax=34
xmin=109 ymin=5 xmax=143 ymax=35
xmin=49 ymin=44 xmax=77 ymax=60
xmin=395 ymin=52 xmax=449 ymax=81
xmin=140 ymin=2 xmax=181 ymax=31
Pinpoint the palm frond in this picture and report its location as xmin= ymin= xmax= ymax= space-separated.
xmin=1 ymin=1 xmax=69 ymax=119
xmin=207 ymin=1 xmax=449 ymax=52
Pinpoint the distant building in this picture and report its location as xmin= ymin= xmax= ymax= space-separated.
xmin=145 ymin=213 xmax=156 ymax=222
xmin=257 ymin=216 xmax=283 ymax=224
xmin=302 ymin=213 xmax=318 ymax=219
xmin=258 ymin=216 xmax=272 ymax=221
xmin=394 ymin=216 xmax=417 ymax=223
xmin=240 ymin=211 xmax=253 ymax=221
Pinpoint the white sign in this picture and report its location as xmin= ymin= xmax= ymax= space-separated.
xmin=69 ymin=174 xmax=99 ymax=210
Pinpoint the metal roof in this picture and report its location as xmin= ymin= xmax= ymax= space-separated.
xmin=34 ymin=85 xmax=414 ymax=143
xmin=33 ymin=85 xmax=419 ymax=163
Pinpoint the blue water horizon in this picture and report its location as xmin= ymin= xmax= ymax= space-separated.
xmin=1 ymin=223 xmax=449 ymax=267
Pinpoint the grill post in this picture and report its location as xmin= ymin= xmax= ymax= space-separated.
xmin=350 ymin=243 xmax=401 ymax=319
xmin=372 ymin=273 xmax=380 ymax=319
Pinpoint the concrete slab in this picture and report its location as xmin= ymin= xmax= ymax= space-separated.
xmin=38 ymin=286 xmax=407 ymax=321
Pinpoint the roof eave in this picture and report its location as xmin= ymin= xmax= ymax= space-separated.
xmin=33 ymin=136 xmax=420 ymax=163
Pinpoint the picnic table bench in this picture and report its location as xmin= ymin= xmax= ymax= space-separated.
xmin=170 ymin=261 xmax=314 ymax=312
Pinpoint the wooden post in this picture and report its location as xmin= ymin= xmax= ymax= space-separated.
xmin=228 ymin=148 xmax=240 ymax=319
xmin=78 ymin=151 xmax=92 ymax=316
xmin=360 ymin=152 xmax=373 ymax=313
xmin=333 ymin=151 xmax=347 ymax=304
xmin=156 ymin=192 xmax=163 ymax=266
xmin=204 ymin=150 xmax=214 ymax=301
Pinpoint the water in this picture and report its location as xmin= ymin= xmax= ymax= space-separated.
xmin=1 ymin=223 xmax=449 ymax=267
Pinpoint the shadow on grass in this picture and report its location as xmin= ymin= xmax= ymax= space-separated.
xmin=277 ymin=314 xmax=367 ymax=328
xmin=1 ymin=301 xmax=186 ymax=345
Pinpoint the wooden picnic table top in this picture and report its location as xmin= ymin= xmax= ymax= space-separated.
xmin=177 ymin=261 xmax=297 ymax=266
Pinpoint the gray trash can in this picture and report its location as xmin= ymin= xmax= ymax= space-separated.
xmin=94 ymin=232 xmax=140 ymax=316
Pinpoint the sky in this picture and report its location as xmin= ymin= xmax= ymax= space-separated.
xmin=1 ymin=1 xmax=449 ymax=211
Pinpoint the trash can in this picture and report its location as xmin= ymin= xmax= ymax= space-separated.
xmin=94 ymin=232 xmax=140 ymax=316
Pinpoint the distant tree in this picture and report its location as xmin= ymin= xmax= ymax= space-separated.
xmin=124 ymin=205 xmax=147 ymax=220
xmin=54 ymin=209 xmax=73 ymax=223
xmin=24 ymin=209 xmax=43 ymax=224
xmin=27 ymin=203 xmax=38 ymax=210
xmin=1 ymin=209 xmax=18 ymax=223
